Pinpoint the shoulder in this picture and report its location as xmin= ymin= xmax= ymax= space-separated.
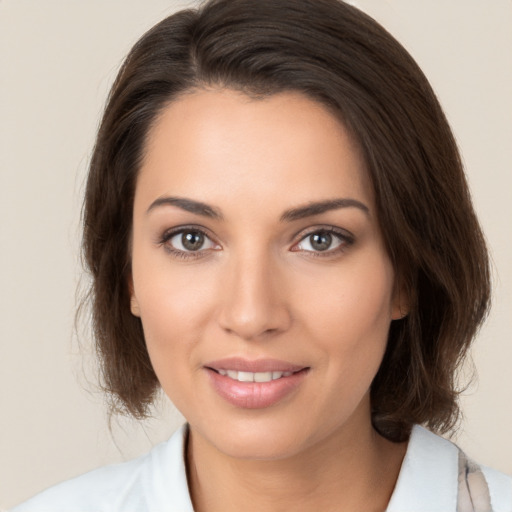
xmin=11 ymin=456 xmax=148 ymax=512
xmin=387 ymin=425 xmax=512 ymax=512
xmin=479 ymin=465 xmax=512 ymax=512
xmin=11 ymin=424 xmax=194 ymax=512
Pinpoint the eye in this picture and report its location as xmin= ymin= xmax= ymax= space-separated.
xmin=292 ymin=228 xmax=353 ymax=255
xmin=161 ymin=227 xmax=219 ymax=257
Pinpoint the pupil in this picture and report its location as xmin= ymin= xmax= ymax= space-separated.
xmin=182 ymin=231 xmax=204 ymax=251
xmin=311 ymin=232 xmax=332 ymax=251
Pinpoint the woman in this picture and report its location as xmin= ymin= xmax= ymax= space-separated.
xmin=12 ymin=0 xmax=511 ymax=511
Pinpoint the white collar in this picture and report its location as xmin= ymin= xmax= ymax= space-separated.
xmin=159 ymin=424 xmax=459 ymax=512
xmin=386 ymin=425 xmax=459 ymax=511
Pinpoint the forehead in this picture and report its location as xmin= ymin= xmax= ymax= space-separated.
xmin=137 ymin=89 xmax=374 ymax=215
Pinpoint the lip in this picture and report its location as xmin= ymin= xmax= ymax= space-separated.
xmin=204 ymin=357 xmax=309 ymax=409
xmin=205 ymin=357 xmax=306 ymax=373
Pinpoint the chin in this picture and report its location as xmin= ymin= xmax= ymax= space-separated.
xmin=191 ymin=412 xmax=322 ymax=461
xmin=219 ymin=432 xmax=306 ymax=461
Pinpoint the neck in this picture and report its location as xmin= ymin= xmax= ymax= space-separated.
xmin=186 ymin=418 xmax=407 ymax=512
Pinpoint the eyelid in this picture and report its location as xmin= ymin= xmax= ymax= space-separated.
xmin=157 ymin=224 xmax=354 ymax=259
xmin=159 ymin=224 xmax=215 ymax=241
xmin=158 ymin=225 xmax=221 ymax=258
xmin=290 ymin=226 xmax=355 ymax=254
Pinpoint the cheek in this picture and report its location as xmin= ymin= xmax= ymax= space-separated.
xmin=300 ymin=258 xmax=395 ymax=339
xmin=295 ymin=255 xmax=395 ymax=388
xmin=134 ymin=269 xmax=215 ymax=346
xmin=132 ymin=271 xmax=211 ymax=409
xmin=130 ymin=243 xmax=219 ymax=380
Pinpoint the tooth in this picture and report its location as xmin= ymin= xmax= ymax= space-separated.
xmin=221 ymin=369 xmax=294 ymax=382
xmin=254 ymin=372 xmax=272 ymax=383
xmin=237 ymin=371 xmax=254 ymax=382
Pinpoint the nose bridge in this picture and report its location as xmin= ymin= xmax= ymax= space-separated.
xmin=218 ymin=244 xmax=290 ymax=340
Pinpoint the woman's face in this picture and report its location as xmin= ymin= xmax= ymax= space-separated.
xmin=130 ymin=89 xmax=402 ymax=460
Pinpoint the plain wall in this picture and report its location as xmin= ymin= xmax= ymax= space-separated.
xmin=1 ymin=0 xmax=511 ymax=508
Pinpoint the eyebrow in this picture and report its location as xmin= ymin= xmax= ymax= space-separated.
xmin=146 ymin=196 xmax=369 ymax=222
xmin=147 ymin=196 xmax=223 ymax=220
xmin=280 ymin=198 xmax=369 ymax=222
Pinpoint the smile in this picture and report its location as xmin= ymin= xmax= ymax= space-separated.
xmin=216 ymin=370 xmax=294 ymax=382
xmin=204 ymin=358 xmax=309 ymax=409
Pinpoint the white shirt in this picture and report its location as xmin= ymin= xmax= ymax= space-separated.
xmin=12 ymin=424 xmax=512 ymax=512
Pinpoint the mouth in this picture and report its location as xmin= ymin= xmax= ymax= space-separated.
xmin=204 ymin=358 xmax=310 ymax=409
xmin=211 ymin=369 xmax=296 ymax=382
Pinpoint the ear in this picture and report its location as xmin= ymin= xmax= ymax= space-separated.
xmin=128 ymin=274 xmax=141 ymax=317
xmin=391 ymin=278 xmax=410 ymax=320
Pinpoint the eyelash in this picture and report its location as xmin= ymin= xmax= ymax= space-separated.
xmin=158 ymin=225 xmax=355 ymax=260
xmin=292 ymin=227 xmax=355 ymax=258
xmin=158 ymin=225 xmax=219 ymax=260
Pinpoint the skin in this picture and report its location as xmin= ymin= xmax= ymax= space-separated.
xmin=130 ymin=89 xmax=408 ymax=512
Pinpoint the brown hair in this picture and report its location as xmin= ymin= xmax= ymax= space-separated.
xmin=82 ymin=0 xmax=490 ymax=442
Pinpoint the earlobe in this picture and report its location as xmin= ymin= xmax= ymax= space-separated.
xmin=128 ymin=276 xmax=141 ymax=317
xmin=130 ymin=295 xmax=141 ymax=317
xmin=392 ymin=305 xmax=409 ymax=320
xmin=391 ymin=281 xmax=410 ymax=320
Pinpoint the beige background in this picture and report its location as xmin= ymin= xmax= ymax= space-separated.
xmin=1 ymin=0 xmax=511 ymax=509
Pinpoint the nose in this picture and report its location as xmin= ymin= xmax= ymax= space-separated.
xmin=217 ymin=251 xmax=292 ymax=341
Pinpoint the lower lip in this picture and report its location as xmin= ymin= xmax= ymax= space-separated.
xmin=206 ymin=369 xmax=309 ymax=409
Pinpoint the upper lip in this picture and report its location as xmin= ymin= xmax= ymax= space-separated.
xmin=205 ymin=357 xmax=307 ymax=373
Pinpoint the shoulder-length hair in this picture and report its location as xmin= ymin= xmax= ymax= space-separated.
xmin=82 ymin=0 xmax=490 ymax=442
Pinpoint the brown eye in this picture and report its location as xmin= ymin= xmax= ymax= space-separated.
xmin=165 ymin=229 xmax=217 ymax=253
xmin=296 ymin=230 xmax=343 ymax=252
xmin=292 ymin=228 xmax=354 ymax=256
xmin=309 ymin=232 xmax=332 ymax=251
xmin=181 ymin=231 xmax=205 ymax=251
